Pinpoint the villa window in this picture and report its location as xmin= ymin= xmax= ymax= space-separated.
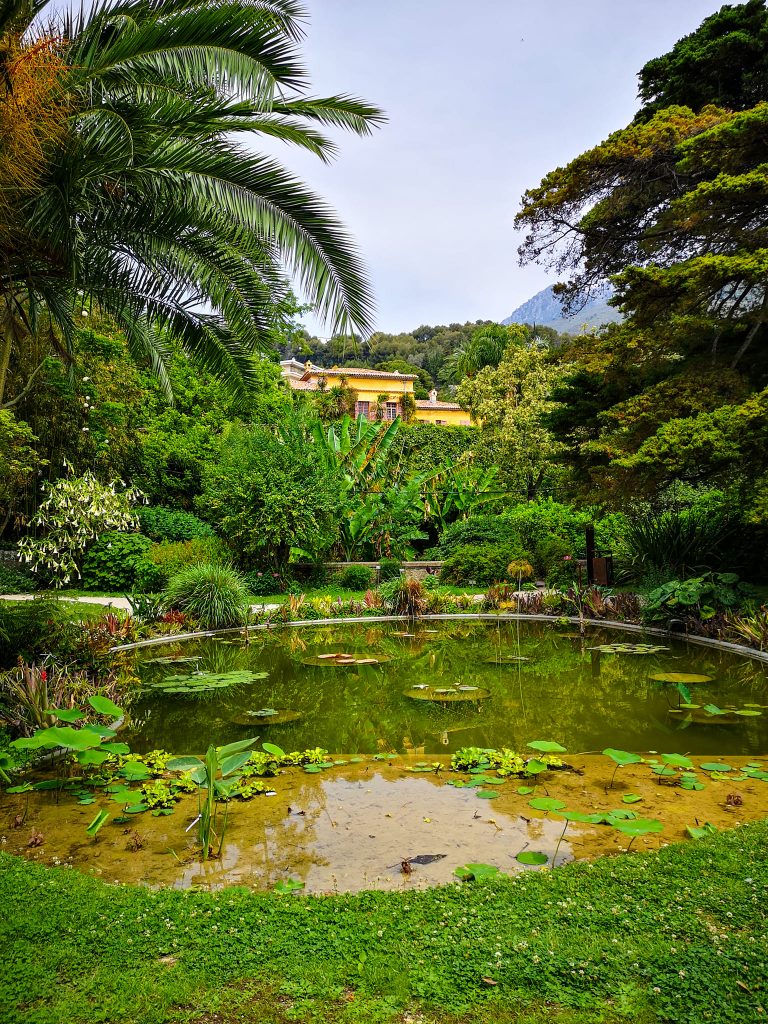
xmin=355 ymin=400 xmax=370 ymax=418
xmin=385 ymin=401 xmax=398 ymax=420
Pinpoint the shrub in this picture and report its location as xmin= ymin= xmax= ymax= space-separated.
xmin=139 ymin=506 xmax=214 ymax=542
xmin=439 ymin=543 xmax=531 ymax=586
xmin=644 ymin=572 xmax=755 ymax=623
xmin=378 ymin=575 xmax=427 ymax=616
xmin=164 ymin=563 xmax=249 ymax=628
xmin=621 ymin=506 xmax=736 ymax=584
xmin=0 ymin=563 xmax=37 ymax=594
xmin=244 ymin=569 xmax=290 ymax=597
xmin=332 ymin=565 xmax=375 ymax=590
xmin=147 ymin=537 xmax=230 ymax=588
xmin=81 ymin=532 xmax=153 ymax=591
xmin=378 ymin=557 xmax=402 ymax=581
xmin=537 ymin=536 xmax=578 ymax=590
xmin=428 ymin=514 xmax=523 ymax=558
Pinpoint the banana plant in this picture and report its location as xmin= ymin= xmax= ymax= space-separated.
xmin=167 ymin=737 xmax=258 ymax=859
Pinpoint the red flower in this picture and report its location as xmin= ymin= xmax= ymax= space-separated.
xmin=40 ymin=669 xmax=47 ymax=681
xmin=563 ymin=555 xmax=573 ymax=561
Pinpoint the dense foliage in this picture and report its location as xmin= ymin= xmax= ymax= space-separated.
xmin=0 ymin=0 xmax=383 ymax=408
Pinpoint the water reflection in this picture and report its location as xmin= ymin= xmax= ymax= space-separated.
xmin=127 ymin=621 xmax=768 ymax=757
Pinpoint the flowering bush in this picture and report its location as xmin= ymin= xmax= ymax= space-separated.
xmin=18 ymin=470 xmax=142 ymax=586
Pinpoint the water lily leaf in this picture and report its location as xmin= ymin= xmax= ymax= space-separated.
xmin=454 ymin=862 xmax=500 ymax=881
xmin=602 ymin=748 xmax=642 ymax=766
xmin=517 ymin=786 xmax=534 ymax=795
xmin=734 ymin=709 xmax=762 ymax=717
xmin=527 ymin=740 xmax=566 ymax=754
xmin=124 ymin=803 xmax=148 ymax=814
xmin=525 ymin=759 xmax=548 ymax=775
xmin=613 ymin=818 xmax=663 ymax=837
xmin=476 ymin=790 xmax=500 ymax=799
xmin=274 ymin=878 xmax=304 ymax=894
xmin=76 ymin=749 xmax=111 ymax=766
xmin=661 ymin=753 xmax=694 ymax=769
xmin=686 ymin=822 xmax=718 ymax=840
xmin=45 ymin=708 xmax=85 ymax=723
xmin=703 ymin=704 xmax=725 ymax=716
xmin=528 ymin=797 xmax=566 ymax=812
xmin=88 ymin=695 xmax=123 ymax=718
xmin=700 ymin=762 xmax=733 ymax=772
xmin=516 ymin=851 xmax=548 ymax=866
xmin=622 ymin=794 xmax=643 ymax=804
xmin=304 ymin=765 xmax=322 ymax=774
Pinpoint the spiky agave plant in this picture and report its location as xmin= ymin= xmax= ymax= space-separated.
xmin=0 ymin=0 xmax=385 ymax=405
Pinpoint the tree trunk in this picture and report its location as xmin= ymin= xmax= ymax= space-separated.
xmin=0 ymin=306 xmax=13 ymax=408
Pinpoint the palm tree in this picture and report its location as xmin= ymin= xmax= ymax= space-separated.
xmin=0 ymin=0 xmax=384 ymax=406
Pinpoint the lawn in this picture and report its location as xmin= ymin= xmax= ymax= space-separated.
xmin=1 ymin=821 xmax=765 ymax=1024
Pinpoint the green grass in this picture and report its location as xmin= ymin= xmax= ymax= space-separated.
xmin=247 ymin=585 xmax=485 ymax=606
xmin=1 ymin=821 xmax=766 ymax=1023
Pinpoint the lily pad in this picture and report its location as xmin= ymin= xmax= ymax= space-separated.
xmin=649 ymin=673 xmax=714 ymax=684
xmin=145 ymin=670 xmax=266 ymax=694
xmin=302 ymin=653 xmax=391 ymax=667
xmin=528 ymin=797 xmax=566 ymax=812
xmin=404 ymin=685 xmax=491 ymax=704
xmin=701 ymin=762 xmax=734 ymax=772
xmin=483 ymin=655 xmax=531 ymax=665
xmin=590 ymin=644 xmax=668 ymax=655
xmin=516 ymin=851 xmax=548 ymax=866
xmin=231 ymin=709 xmax=301 ymax=727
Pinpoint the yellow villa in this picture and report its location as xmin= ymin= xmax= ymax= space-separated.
xmin=280 ymin=360 xmax=472 ymax=426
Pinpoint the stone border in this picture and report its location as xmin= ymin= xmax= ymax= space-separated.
xmin=110 ymin=612 xmax=768 ymax=663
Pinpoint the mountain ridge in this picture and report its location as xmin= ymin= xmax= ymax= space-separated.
xmin=502 ymin=284 xmax=621 ymax=334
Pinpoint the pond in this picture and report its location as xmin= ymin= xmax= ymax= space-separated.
xmin=127 ymin=619 xmax=768 ymax=758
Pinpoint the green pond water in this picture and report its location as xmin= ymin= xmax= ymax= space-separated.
xmin=127 ymin=620 xmax=768 ymax=757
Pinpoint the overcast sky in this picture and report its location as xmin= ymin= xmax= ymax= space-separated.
xmin=270 ymin=0 xmax=724 ymax=336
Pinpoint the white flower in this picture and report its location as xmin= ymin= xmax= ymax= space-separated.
xmin=81 ymin=310 xmax=89 ymax=317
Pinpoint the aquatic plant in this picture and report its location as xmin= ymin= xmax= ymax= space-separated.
xmin=728 ymin=605 xmax=768 ymax=651
xmin=602 ymin=748 xmax=643 ymax=790
xmin=450 ymin=746 xmax=563 ymax=778
xmin=167 ymin=737 xmax=258 ymax=859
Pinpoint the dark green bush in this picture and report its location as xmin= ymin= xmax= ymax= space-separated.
xmin=621 ymin=506 xmax=736 ymax=584
xmin=439 ymin=543 xmax=532 ymax=586
xmin=81 ymin=532 xmax=153 ymax=591
xmin=378 ymin=557 xmax=402 ymax=581
xmin=133 ymin=560 xmax=168 ymax=594
xmin=147 ymin=537 xmax=230 ymax=584
xmin=139 ymin=506 xmax=214 ymax=542
xmin=0 ymin=563 xmax=37 ymax=594
xmin=538 ymin=536 xmax=578 ymax=589
xmin=428 ymin=515 xmax=522 ymax=558
xmin=244 ymin=569 xmax=289 ymax=597
xmin=332 ymin=565 xmax=374 ymax=590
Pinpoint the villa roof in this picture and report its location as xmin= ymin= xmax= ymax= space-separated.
xmin=300 ymin=366 xmax=419 ymax=382
xmin=414 ymin=399 xmax=463 ymax=411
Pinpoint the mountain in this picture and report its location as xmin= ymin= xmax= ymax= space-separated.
xmin=502 ymin=285 xmax=622 ymax=334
